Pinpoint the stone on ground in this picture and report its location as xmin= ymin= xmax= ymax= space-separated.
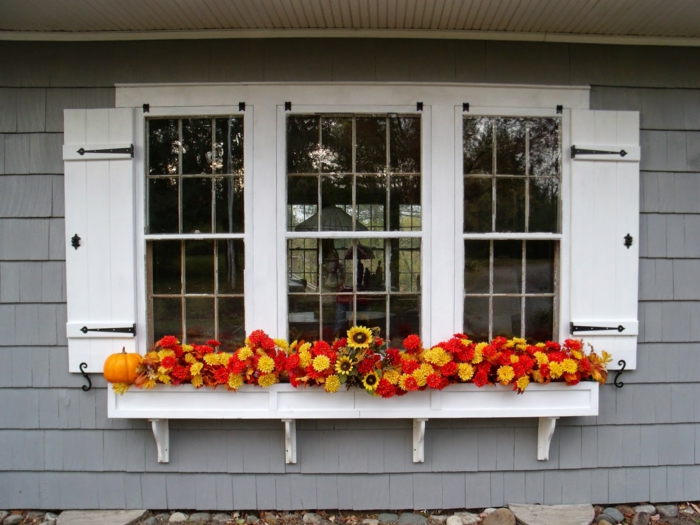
xmin=445 ymin=516 xmax=462 ymax=525
xmin=602 ymin=508 xmax=623 ymax=523
xmin=142 ymin=518 xmax=159 ymax=525
xmin=429 ymin=516 xmax=447 ymax=523
xmin=213 ymin=513 xmax=233 ymax=523
xmin=482 ymin=508 xmax=515 ymax=525
xmin=594 ymin=515 xmax=615 ymax=524
xmin=248 ymin=515 xmax=261 ymax=524
xmin=453 ymin=512 xmax=480 ymax=525
xmin=57 ymin=510 xmax=148 ymax=525
xmin=615 ymin=506 xmax=635 ymax=517
xmin=363 ymin=519 xmax=379 ymax=525
xmin=398 ymin=513 xmax=427 ymax=525
xmin=656 ymin=505 xmax=678 ymax=519
xmin=190 ymin=513 xmax=212 ymax=523
xmin=45 ymin=512 xmax=59 ymax=522
xmin=4 ymin=516 xmax=24 ymax=525
xmin=378 ymin=514 xmax=399 ymax=524
xmin=155 ymin=513 xmax=170 ymax=521
xmin=28 ymin=511 xmax=46 ymax=519
xmin=630 ymin=513 xmax=649 ymax=525
xmin=168 ymin=513 xmax=188 ymax=523
xmin=303 ymin=514 xmax=322 ymax=525
xmin=509 ymin=504 xmax=594 ymax=525
xmin=0 ymin=513 xmax=9 ymax=522
xmin=634 ymin=505 xmax=655 ymax=515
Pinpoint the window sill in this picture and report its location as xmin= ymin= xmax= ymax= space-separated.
xmin=108 ymin=382 xmax=599 ymax=464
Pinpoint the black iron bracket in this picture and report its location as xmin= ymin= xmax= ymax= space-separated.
xmin=570 ymin=322 xmax=625 ymax=334
xmin=416 ymin=102 xmax=423 ymax=111
xmin=79 ymin=362 xmax=92 ymax=392
xmin=571 ymin=145 xmax=628 ymax=159
xmin=624 ymin=234 xmax=633 ymax=248
xmin=614 ymin=359 xmax=626 ymax=388
xmin=556 ymin=105 xmax=563 ymax=114
xmin=285 ymin=101 xmax=292 ymax=111
xmin=463 ymin=103 xmax=470 ymax=112
xmin=71 ymin=234 xmax=81 ymax=250
xmin=80 ymin=324 xmax=136 ymax=336
xmin=77 ymin=145 xmax=134 ymax=158
xmin=142 ymin=104 xmax=150 ymax=113
xmin=239 ymin=102 xmax=246 ymax=111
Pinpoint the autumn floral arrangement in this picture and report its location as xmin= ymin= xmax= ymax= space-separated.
xmin=109 ymin=326 xmax=610 ymax=396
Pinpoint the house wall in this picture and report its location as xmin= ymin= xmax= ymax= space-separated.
xmin=1 ymin=39 xmax=699 ymax=511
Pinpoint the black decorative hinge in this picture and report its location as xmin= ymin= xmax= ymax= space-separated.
xmin=571 ymin=145 xmax=628 ymax=159
xmin=77 ymin=145 xmax=134 ymax=158
xmin=80 ymin=324 xmax=136 ymax=336
xmin=142 ymin=104 xmax=150 ymax=113
xmin=239 ymin=102 xmax=246 ymax=111
xmin=614 ymin=359 xmax=626 ymax=388
xmin=416 ymin=102 xmax=423 ymax=111
xmin=556 ymin=105 xmax=563 ymax=114
xmin=463 ymin=103 xmax=470 ymax=112
xmin=79 ymin=362 xmax=92 ymax=392
xmin=624 ymin=234 xmax=633 ymax=248
xmin=71 ymin=234 xmax=81 ymax=250
xmin=570 ymin=322 xmax=625 ymax=334
xmin=285 ymin=101 xmax=292 ymax=111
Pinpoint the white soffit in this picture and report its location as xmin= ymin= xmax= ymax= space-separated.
xmin=1 ymin=0 xmax=700 ymax=46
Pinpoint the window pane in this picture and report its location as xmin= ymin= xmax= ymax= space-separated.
xmin=525 ymin=297 xmax=554 ymax=342
xmin=529 ymin=178 xmax=559 ymax=233
xmin=389 ymin=295 xmax=420 ymax=348
xmin=356 ymin=117 xmax=386 ymax=173
xmin=495 ymin=178 xmax=525 ymax=232
xmin=357 ymin=296 xmax=387 ymax=340
xmin=217 ymin=239 xmax=245 ymax=295
xmin=288 ymin=295 xmax=320 ymax=342
xmin=185 ymin=297 xmax=215 ymax=344
xmin=148 ymin=177 xmax=179 ymax=234
xmin=526 ymin=241 xmax=555 ymax=294
xmin=320 ymin=175 xmax=353 ymax=229
xmin=464 ymin=178 xmax=492 ymax=233
xmin=153 ymin=298 xmax=182 ymax=342
xmin=182 ymin=118 xmax=213 ymax=175
xmin=529 ymin=118 xmax=561 ymax=177
xmin=288 ymin=176 xmax=318 ymax=231
xmin=288 ymin=238 xmax=319 ymax=292
xmin=495 ymin=118 xmax=526 ymax=175
xmin=493 ymin=241 xmax=522 ymax=294
xmin=390 ymin=176 xmax=421 ymax=231
xmin=287 ymin=116 xmax=318 ymax=173
xmin=365 ymin=238 xmax=387 ymax=292
xmin=182 ymin=177 xmax=212 ymax=233
xmin=185 ymin=240 xmax=214 ymax=294
xmin=356 ymin=175 xmax=386 ymax=231
xmin=218 ymin=297 xmax=245 ymax=351
xmin=152 ymin=241 xmax=181 ymax=294
xmin=463 ymin=296 xmax=489 ymax=342
xmin=391 ymin=238 xmax=421 ymax=292
xmin=493 ymin=296 xmax=521 ymax=338
xmin=148 ymin=119 xmax=179 ymax=175
xmin=464 ymin=240 xmax=490 ymax=294
xmin=215 ymin=176 xmax=244 ymax=233
xmin=463 ymin=117 xmax=493 ymax=175
xmin=214 ymin=117 xmax=244 ymax=175
xmin=321 ymin=117 xmax=352 ymax=173
xmin=390 ymin=116 xmax=421 ymax=173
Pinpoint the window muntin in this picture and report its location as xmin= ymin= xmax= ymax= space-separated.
xmin=146 ymin=116 xmax=245 ymax=349
xmin=463 ymin=116 xmax=561 ymax=341
xmin=286 ymin=113 xmax=422 ymax=346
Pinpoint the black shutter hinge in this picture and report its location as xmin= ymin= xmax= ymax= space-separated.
xmin=77 ymin=145 xmax=134 ymax=158
xmin=571 ymin=145 xmax=628 ymax=159
xmin=416 ymin=102 xmax=423 ymax=111
xmin=142 ymin=104 xmax=150 ymax=113
xmin=71 ymin=234 xmax=81 ymax=250
xmin=463 ymin=103 xmax=470 ymax=112
xmin=624 ymin=234 xmax=633 ymax=248
xmin=556 ymin=105 xmax=563 ymax=114
xmin=614 ymin=359 xmax=626 ymax=388
xmin=239 ymin=102 xmax=246 ymax=111
xmin=80 ymin=324 xmax=136 ymax=336
xmin=285 ymin=101 xmax=292 ymax=111
xmin=570 ymin=322 xmax=625 ymax=334
xmin=79 ymin=362 xmax=92 ymax=392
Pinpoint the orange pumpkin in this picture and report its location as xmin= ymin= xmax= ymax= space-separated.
xmin=103 ymin=347 xmax=142 ymax=384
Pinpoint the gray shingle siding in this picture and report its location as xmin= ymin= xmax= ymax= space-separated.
xmin=0 ymin=39 xmax=699 ymax=510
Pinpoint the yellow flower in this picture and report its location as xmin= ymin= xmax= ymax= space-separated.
xmin=312 ymin=355 xmax=331 ymax=372
xmin=516 ymin=344 xmax=528 ymax=351
xmin=218 ymin=353 xmax=232 ymax=367
xmin=274 ymin=338 xmax=289 ymax=351
xmin=324 ymin=375 xmax=341 ymax=393
xmin=157 ymin=373 xmax=172 ymax=384
xmin=362 ymin=371 xmax=379 ymax=391
xmin=419 ymin=363 xmax=434 ymax=377
xmin=347 ymin=326 xmax=373 ymax=349
xmin=549 ymin=361 xmax=564 ymax=379
xmin=473 ymin=343 xmax=486 ymax=364
xmin=335 ymin=356 xmax=355 ymax=375
xmin=299 ymin=342 xmax=312 ymax=353
xmin=460 ymin=338 xmax=472 ymax=346
xmin=497 ymin=365 xmax=515 ymax=385
xmin=516 ymin=376 xmax=530 ymax=392
xmin=512 ymin=337 xmax=526 ymax=345
xmin=571 ymin=350 xmax=583 ymax=360
xmin=190 ymin=362 xmax=203 ymax=376
xmin=412 ymin=368 xmax=428 ymax=387
xmin=458 ymin=363 xmax=475 ymax=382
xmin=237 ymin=347 xmax=253 ymax=361
xmin=182 ymin=344 xmax=194 ymax=353
xmin=383 ymin=369 xmax=400 ymax=385
xmin=534 ymin=351 xmax=549 ymax=365
xmin=143 ymin=378 xmax=156 ymax=389
xmin=204 ymin=354 xmax=220 ymax=366
xmin=112 ymin=382 xmax=130 ymax=395
xmin=228 ymin=374 xmax=243 ymax=390
xmin=258 ymin=373 xmax=278 ymax=387
xmin=158 ymin=366 xmax=170 ymax=375
xmin=398 ymin=374 xmax=412 ymax=391
xmin=422 ymin=347 xmax=451 ymax=367
xmin=191 ymin=375 xmax=204 ymax=387
xmin=562 ymin=358 xmax=578 ymax=374
xmin=510 ymin=355 xmax=520 ymax=363
xmin=184 ymin=353 xmax=197 ymax=364
xmin=299 ymin=350 xmax=312 ymax=368
xmin=146 ymin=351 xmax=159 ymax=361
xmin=157 ymin=349 xmax=175 ymax=360
xmin=505 ymin=340 xmax=515 ymax=349
xmin=535 ymin=342 xmax=546 ymax=348
xmin=257 ymin=355 xmax=276 ymax=373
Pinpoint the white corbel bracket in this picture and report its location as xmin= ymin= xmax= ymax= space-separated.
xmin=150 ymin=419 xmax=169 ymax=463
xmin=413 ymin=418 xmax=428 ymax=463
xmin=282 ymin=419 xmax=297 ymax=464
xmin=537 ymin=417 xmax=558 ymax=461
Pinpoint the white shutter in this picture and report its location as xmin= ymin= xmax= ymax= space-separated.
xmin=569 ymin=110 xmax=640 ymax=369
xmin=63 ymin=108 xmax=138 ymax=373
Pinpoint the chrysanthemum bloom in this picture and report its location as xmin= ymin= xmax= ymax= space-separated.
xmin=362 ymin=371 xmax=379 ymax=391
xmin=190 ymin=362 xmax=203 ymax=376
xmin=204 ymin=353 xmax=220 ymax=366
xmin=403 ymin=334 xmax=422 ymax=353
xmin=182 ymin=344 xmax=194 ymax=353
xmin=376 ymin=378 xmax=396 ymax=398
xmin=497 ymin=365 xmax=515 ymax=385
xmin=258 ymin=373 xmax=278 ymax=387
xmin=206 ymin=339 xmax=221 ymax=347
xmin=312 ymin=355 xmax=331 ymax=372
xmin=157 ymin=349 xmax=175 ymax=360
xmin=426 ymin=373 xmax=443 ymax=389
xmin=274 ymin=338 xmax=289 ymax=351
xmin=324 ymin=375 xmax=341 ymax=393
xmin=299 ymin=350 xmax=312 ymax=368
xmin=548 ymin=361 xmax=564 ymax=379
xmin=571 ymin=350 xmax=583 ymax=360
xmin=191 ymin=375 xmax=204 ymax=387
xmin=382 ymin=369 xmax=400 ymax=385
xmin=257 ymin=355 xmax=276 ymax=373
xmin=184 ymin=353 xmax=197 ymax=364
xmin=561 ymin=358 xmax=578 ymax=374
xmin=515 ymin=376 xmax=530 ymax=392
xmin=237 ymin=347 xmax=253 ymax=361
xmin=347 ymin=326 xmax=373 ymax=349
xmin=458 ymin=362 xmax=475 ymax=381
xmin=158 ymin=335 xmax=179 ymax=349
xmin=228 ymin=373 xmax=244 ymax=390
xmin=335 ymin=356 xmax=355 ymax=375
xmin=412 ymin=368 xmax=428 ymax=387
xmin=160 ymin=355 xmax=176 ymax=369
xmin=398 ymin=373 xmax=419 ymax=391
xmin=534 ymin=351 xmax=549 ymax=365
xmin=218 ymin=353 xmax=232 ymax=367
xmin=472 ymin=345 xmax=485 ymax=364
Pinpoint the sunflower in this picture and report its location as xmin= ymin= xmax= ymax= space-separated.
xmin=362 ymin=371 xmax=379 ymax=391
xmin=335 ymin=356 xmax=355 ymax=375
xmin=347 ymin=326 xmax=373 ymax=349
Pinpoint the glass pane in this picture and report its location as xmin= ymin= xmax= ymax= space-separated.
xmin=463 ymin=296 xmax=489 ymax=342
xmin=288 ymin=295 xmax=320 ymax=342
xmin=151 ymin=241 xmax=181 ymax=295
xmin=357 ymin=296 xmax=387 ymax=339
xmin=463 ymin=178 xmax=492 ymax=233
xmin=327 ymin=239 xmax=353 ymax=292
xmin=356 ymin=117 xmax=386 ymax=173
xmin=495 ymin=178 xmax=525 ymax=232
xmin=529 ymin=118 xmax=561 ymax=177
xmin=493 ymin=297 xmax=521 ymax=338
xmin=529 ymin=178 xmax=559 ymax=233
xmin=185 ymin=297 xmax=215 ymax=344
xmin=182 ymin=118 xmax=213 ymax=175
xmin=218 ymin=297 xmax=245 ymax=351
xmin=357 ymin=175 xmax=387 ymax=231
xmin=526 ymin=241 xmax=555 ymax=294
xmin=288 ymin=238 xmax=319 ymax=292
xmin=321 ymin=117 xmax=352 ymax=173
xmin=389 ymin=295 xmax=420 ymax=348
xmin=390 ymin=176 xmax=421 ymax=231
xmin=148 ymin=177 xmax=179 ymax=234
xmin=182 ymin=177 xmax=212 ymax=233
xmin=493 ymin=241 xmax=522 ymax=294
xmin=153 ymin=298 xmax=182 ymax=342
xmin=185 ymin=240 xmax=214 ymax=294
xmin=463 ymin=117 xmax=493 ymax=175
xmin=525 ymin=297 xmax=554 ymax=342
xmin=320 ymin=175 xmax=353 ymax=230
xmin=288 ymin=176 xmax=318 ymax=231
xmin=214 ymin=117 xmax=244 ymax=175
xmin=287 ymin=116 xmax=318 ymax=174
xmin=464 ymin=240 xmax=490 ymax=294
xmin=217 ymin=239 xmax=245 ymax=295
xmin=391 ymin=238 xmax=421 ymax=292
xmin=148 ymin=119 xmax=179 ymax=175
xmin=390 ymin=116 xmax=421 ymax=173
xmin=495 ymin=118 xmax=526 ymax=175
xmin=214 ymin=176 xmax=244 ymax=233
xmin=364 ymin=238 xmax=387 ymax=292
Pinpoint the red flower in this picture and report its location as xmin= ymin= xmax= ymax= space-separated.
xmin=548 ymin=351 xmax=565 ymax=363
xmin=426 ymin=373 xmax=443 ymax=389
xmin=473 ymin=370 xmax=489 ymax=387
xmin=376 ymin=378 xmax=396 ymax=398
xmin=440 ymin=361 xmax=457 ymax=376
xmin=196 ymin=344 xmax=214 ymax=355
xmin=248 ymin=329 xmax=267 ymax=347
xmin=207 ymin=339 xmax=221 ymax=347
xmin=160 ymin=356 xmax=176 ymax=369
xmin=331 ymin=338 xmax=347 ymax=351
xmin=403 ymin=334 xmax=422 ymax=353
xmin=498 ymin=351 xmax=512 ymax=366
xmin=173 ymin=345 xmax=184 ymax=358
xmin=274 ymin=351 xmax=287 ymax=371
xmin=262 ymin=337 xmax=276 ymax=351
xmin=564 ymin=339 xmax=583 ymax=351
xmin=172 ymin=365 xmax=189 ymax=380
xmin=214 ymin=367 xmax=230 ymax=384
xmin=401 ymin=359 xmax=419 ymax=374
xmin=403 ymin=376 xmax=419 ymax=391
xmin=289 ymin=373 xmax=300 ymax=388
xmin=158 ymin=335 xmax=179 ymax=349
xmin=545 ymin=341 xmax=561 ymax=351
xmin=374 ymin=337 xmax=384 ymax=347
xmin=386 ymin=348 xmax=402 ymax=366
xmin=286 ymin=354 xmax=300 ymax=371
xmin=456 ymin=346 xmax=475 ymax=362
xmin=229 ymin=360 xmax=247 ymax=375
xmin=358 ymin=354 xmax=379 ymax=375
